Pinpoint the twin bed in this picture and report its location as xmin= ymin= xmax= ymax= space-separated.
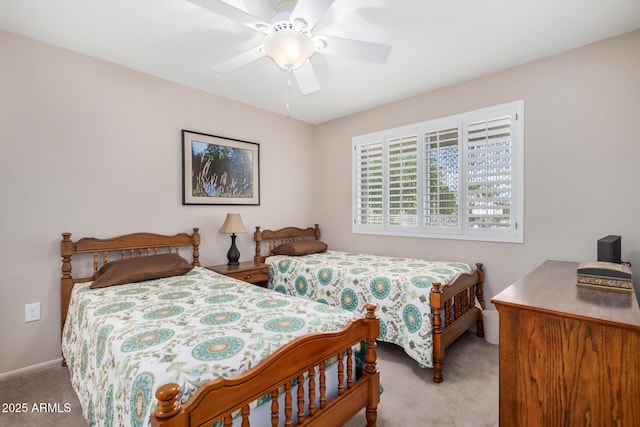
xmin=60 ymin=224 xmax=484 ymax=426
xmin=60 ymin=229 xmax=380 ymax=427
xmin=255 ymin=225 xmax=485 ymax=383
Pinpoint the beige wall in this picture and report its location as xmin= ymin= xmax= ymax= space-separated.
xmin=0 ymin=30 xmax=315 ymax=374
xmin=2 ymin=28 xmax=639 ymax=375
xmin=312 ymin=30 xmax=640 ymax=304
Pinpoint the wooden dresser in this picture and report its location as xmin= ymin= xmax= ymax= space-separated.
xmin=492 ymin=260 xmax=640 ymax=426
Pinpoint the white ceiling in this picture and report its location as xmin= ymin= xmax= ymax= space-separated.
xmin=1 ymin=0 xmax=639 ymax=124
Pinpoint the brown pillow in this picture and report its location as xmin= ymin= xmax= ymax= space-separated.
xmin=271 ymin=240 xmax=328 ymax=256
xmin=90 ymin=253 xmax=194 ymax=289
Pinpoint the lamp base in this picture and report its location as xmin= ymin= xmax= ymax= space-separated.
xmin=226 ymin=233 xmax=240 ymax=266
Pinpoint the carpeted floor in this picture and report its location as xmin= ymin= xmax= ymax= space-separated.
xmin=344 ymin=332 xmax=499 ymax=427
xmin=0 ymin=331 xmax=498 ymax=426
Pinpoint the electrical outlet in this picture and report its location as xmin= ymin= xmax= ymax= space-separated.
xmin=25 ymin=302 xmax=40 ymax=322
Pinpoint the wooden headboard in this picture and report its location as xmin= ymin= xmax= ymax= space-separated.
xmin=60 ymin=228 xmax=201 ymax=341
xmin=254 ymin=224 xmax=320 ymax=263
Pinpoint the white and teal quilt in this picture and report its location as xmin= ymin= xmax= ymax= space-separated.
xmin=266 ymin=251 xmax=472 ymax=368
xmin=62 ymin=266 xmax=357 ymax=427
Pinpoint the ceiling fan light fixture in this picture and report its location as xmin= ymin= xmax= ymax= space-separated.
xmin=263 ymin=29 xmax=315 ymax=70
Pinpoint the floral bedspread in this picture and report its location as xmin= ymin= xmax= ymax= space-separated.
xmin=62 ymin=266 xmax=357 ymax=427
xmin=266 ymin=251 xmax=471 ymax=368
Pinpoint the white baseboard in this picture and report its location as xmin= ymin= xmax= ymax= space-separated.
xmin=0 ymin=358 xmax=63 ymax=381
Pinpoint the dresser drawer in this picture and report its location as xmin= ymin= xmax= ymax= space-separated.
xmin=227 ymin=269 xmax=268 ymax=284
xmin=206 ymin=262 xmax=270 ymax=287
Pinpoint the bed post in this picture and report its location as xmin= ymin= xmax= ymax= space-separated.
xmin=153 ymin=384 xmax=184 ymax=426
xmin=60 ymin=232 xmax=74 ymax=367
xmin=475 ymin=263 xmax=485 ymax=309
xmin=313 ymin=224 xmax=320 ymax=240
xmin=364 ymin=304 xmax=380 ymax=427
xmin=192 ymin=228 xmax=201 ymax=267
xmin=430 ymin=282 xmax=444 ymax=383
xmin=254 ymin=226 xmax=263 ymax=263
xmin=475 ymin=263 xmax=485 ymax=337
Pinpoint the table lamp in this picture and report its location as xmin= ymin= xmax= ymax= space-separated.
xmin=219 ymin=213 xmax=247 ymax=265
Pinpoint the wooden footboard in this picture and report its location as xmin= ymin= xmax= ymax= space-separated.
xmin=430 ymin=262 xmax=485 ymax=383
xmin=152 ymin=304 xmax=380 ymax=427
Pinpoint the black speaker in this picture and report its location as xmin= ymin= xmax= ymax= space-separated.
xmin=597 ymin=235 xmax=621 ymax=263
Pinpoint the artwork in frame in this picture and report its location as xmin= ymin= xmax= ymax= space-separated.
xmin=182 ymin=130 xmax=260 ymax=205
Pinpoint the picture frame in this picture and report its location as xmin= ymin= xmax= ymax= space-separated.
xmin=182 ymin=130 xmax=260 ymax=205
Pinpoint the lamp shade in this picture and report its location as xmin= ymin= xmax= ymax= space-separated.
xmin=262 ymin=29 xmax=315 ymax=70
xmin=219 ymin=213 xmax=247 ymax=234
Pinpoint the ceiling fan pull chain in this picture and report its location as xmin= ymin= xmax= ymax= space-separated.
xmin=285 ymin=69 xmax=292 ymax=117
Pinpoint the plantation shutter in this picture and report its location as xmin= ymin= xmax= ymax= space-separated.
xmin=465 ymin=113 xmax=515 ymax=235
xmin=423 ymin=127 xmax=461 ymax=230
xmin=352 ymin=100 xmax=523 ymax=242
xmin=388 ymin=135 xmax=418 ymax=226
xmin=354 ymin=140 xmax=384 ymax=226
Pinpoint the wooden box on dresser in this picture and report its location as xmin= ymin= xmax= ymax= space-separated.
xmin=492 ymin=260 xmax=640 ymax=426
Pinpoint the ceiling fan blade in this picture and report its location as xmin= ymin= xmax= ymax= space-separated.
xmin=186 ymin=0 xmax=270 ymax=33
xmin=293 ymin=60 xmax=320 ymax=95
xmin=290 ymin=0 xmax=336 ymax=31
xmin=211 ymin=45 xmax=265 ymax=74
xmin=315 ymin=35 xmax=392 ymax=63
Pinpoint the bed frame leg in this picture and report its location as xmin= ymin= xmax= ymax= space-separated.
xmin=366 ymin=407 xmax=377 ymax=427
xmin=433 ymin=360 xmax=443 ymax=384
xmin=476 ymin=314 xmax=485 ymax=338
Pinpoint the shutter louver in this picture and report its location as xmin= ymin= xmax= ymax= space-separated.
xmin=388 ymin=135 xmax=418 ymax=226
xmin=424 ymin=128 xmax=460 ymax=229
xmin=466 ymin=116 xmax=513 ymax=231
xmin=355 ymin=141 xmax=384 ymax=225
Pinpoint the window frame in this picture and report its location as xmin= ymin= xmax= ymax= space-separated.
xmin=352 ymin=100 xmax=524 ymax=243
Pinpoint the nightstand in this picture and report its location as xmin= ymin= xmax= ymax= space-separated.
xmin=207 ymin=261 xmax=270 ymax=288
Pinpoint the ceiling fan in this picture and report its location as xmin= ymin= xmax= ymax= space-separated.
xmin=186 ymin=0 xmax=392 ymax=95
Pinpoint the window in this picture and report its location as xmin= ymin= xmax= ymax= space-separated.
xmin=352 ymin=100 xmax=524 ymax=243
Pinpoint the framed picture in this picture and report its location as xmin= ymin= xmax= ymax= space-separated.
xmin=182 ymin=130 xmax=260 ymax=205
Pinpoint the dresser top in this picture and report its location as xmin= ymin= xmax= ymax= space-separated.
xmin=492 ymin=260 xmax=640 ymax=329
